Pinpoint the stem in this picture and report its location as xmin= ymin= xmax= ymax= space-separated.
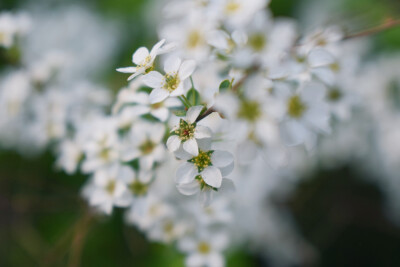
xmin=181 ymin=95 xmax=192 ymax=107
xmin=190 ymin=76 xmax=195 ymax=89
xmin=178 ymin=96 xmax=190 ymax=108
xmin=343 ymin=18 xmax=400 ymax=40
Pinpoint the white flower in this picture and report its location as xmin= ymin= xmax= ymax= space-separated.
xmin=125 ymin=195 xmax=173 ymax=231
xmin=178 ymin=231 xmax=228 ymax=267
xmin=278 ymin=82 xmax=331 ymax=149
xmin=113 ymin=89 xmax=181 ymax=122
xmin=83 ymin=164 xmax=132 ymax=215
xmin=147 ymin=215 xmax=188 ymax=243
xmin=117 ymin=39 xmax=172 ymax=81
xmin=56 ymin=139 xmax=83 ymax=174
xmin=177 ymin=178 xmax=234 ymax=207
xmin=121 ymin=121 xmax=166 ymax=169
xmin=142 ymin=56 xmax=196 ymax=103
xmin=174 ymin=140 xmax=234 ymax=205
xmin=81 ymin=119 xmax=120 ymax=173
xmin=118 ymin=168 xmax=154 ymax=214
xmin=167 ymin=105 xmax=212 ymax=156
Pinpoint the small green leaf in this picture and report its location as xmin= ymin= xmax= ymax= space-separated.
xmin=186 ymin=88 xmax=201 ymax=106
xmin=219 ymin=79 xmax=231 ymax=91
xmin=172 ymin=109 xmax=187 ymax=117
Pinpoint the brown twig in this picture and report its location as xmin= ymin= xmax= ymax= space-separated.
xmin=343 ymin=17 xmax=400 ymax=40
xmin=67 ymin=211 xmax=93 ymax=267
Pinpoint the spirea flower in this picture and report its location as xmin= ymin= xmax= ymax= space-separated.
xmin=117 ymin=39 xmax=173 ymax=81
xmin=167 ymin=105 xmax=212 ymax=156
xmin=142 ymin=56 xmax=196 ymax=103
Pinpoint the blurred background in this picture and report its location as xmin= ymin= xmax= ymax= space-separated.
xmin=1 ymin=0 xmax=400 ymax=266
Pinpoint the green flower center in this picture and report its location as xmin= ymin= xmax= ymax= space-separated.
xmin=197 ymin=242 xmax=211 ymax=254
xmin=287 ymin=95 xmax=307 ymax=118
xmin=248 ymin=33 xmax=267 ymax=52
xmin=327 ymin=88 xmax=342 ymax=102
xmin=163 ymin=221 xmax=174 ymax=234
xmin=150 ymin=102 xmax=163 ymax=109
xmin=225 ymin=1 xmax=240 ymax=14
xmin=237 ymin=100 xmax=262 ymax=122
xmin=139 ymin=139 xmax=156 ymax=155
xmin=129 ymin=180 xmax=148 ymax=196
xmin=99 ymin=148 xmax=112 ymax=161
xmin=174 ymin=119 xmax=195 ymax=141
xmin=187 ymin=30 xmax=203 ymax=49
xmin=106 ymin=180 xmax=116 ymax=194
xmin=164 ymin=73 xmax=180 ymax=92
xmin=189 ymin=150 xmax=213 ymax=172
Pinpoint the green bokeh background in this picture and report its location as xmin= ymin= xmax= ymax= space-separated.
xmin=1 ymin=0 xmax=400 ymax=266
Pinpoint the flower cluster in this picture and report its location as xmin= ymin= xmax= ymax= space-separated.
xmin=2 ymin=0 xmax=400 ymax=266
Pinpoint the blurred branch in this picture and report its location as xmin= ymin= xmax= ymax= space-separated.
xmin=67 ymin=211 xmax=93 ymax=267
xmin=343 ymin=17 xmax=400 ymax=40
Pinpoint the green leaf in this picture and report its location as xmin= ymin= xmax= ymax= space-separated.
xmin=219 ymin=79 xmax=231 ymax=91
xmin=172 ymin=109 xmax=187 ymax=117
xmin=186 ymin=88 xmax=201 ymax=106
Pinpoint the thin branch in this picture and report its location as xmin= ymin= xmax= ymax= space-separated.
xmin=343 ymin=17 xmax=400 ymax=40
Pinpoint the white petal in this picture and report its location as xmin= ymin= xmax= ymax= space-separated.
xmin=179 ymin=60 xmax=196 ymax=80
xmin=121 ymin=149 xmax=141 ymax=162
xmin=176 ymin=181 xmax=199 ymax=196
xmin=132 ymin=47 xmax=150 ymax=64
xmin=164 ymin=56 xmax=181 ymax=73
xmin=139 ymin=155 xmax=154 ymax=170
xmin=194 ymin=125 xmax=212 ymax=139
xmin=279 ymin=120 xmax=307 ymax=146
xmin=304 ymin=106 xmax=331 ymax=133
xmin=116 ymin=67 xmax=137 ymax=73
xmin=150 ymin=123 xmax=166 ymax=142
xmin=308 ymin=48 xmax=335 ymax=68
xmin=127 ymin=72 xmax=142 ymax=81
xmin=302 ymin=82 xmax=326 ymax=102
xmin=169 ymin=84 xmax=185 ymax=97
xmin=149 ymin=88 xmax=169 ymax=104
xmin=167 ymin=135 xmax=181 ymax=152
xmin=150 ymin=39 xmax=166 ymax=57
xmin=150 ymin=108 xmax=169 ymax=121
xmin=219 ymin=162 xmax=234 ymax=177
xmin=142 ymin=71 xmax=164 ymax=88
xmin=211 ymin=151 xmax=233 ymax=168
xmin=186 ymin=253 xmax=206 ymax=267
xmin=207 ymin=253 xmax=225 ymax=267
xmin=175 ymin=162 xmax=197 ymax=184
xmin=201 ymin=166 xmax=222 ymax=188
xmin=197 ymin=112 xmax=224 ymax=133
xmin=185 ymin=105 xmax=203 ymax=123
xmin=183 ymin=138 xmax=199 ymax=156
xmin=199 ymin=188 xmax=214 ymax=207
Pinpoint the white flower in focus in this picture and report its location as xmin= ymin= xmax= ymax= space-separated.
xmin=178 ymin=231 xmax=228 ymax=267
xmin=117 ymin=39 xmax=172 ymax=81
xmin=175 ymin=141 xmax=234 ymax=205
xmin=167 ymin=105 xmax=212 ymax=156
xmin=142 ymin=56 xmax=196 ymax=103
xmin=121 ymin=121 xmax=166 ymax=169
